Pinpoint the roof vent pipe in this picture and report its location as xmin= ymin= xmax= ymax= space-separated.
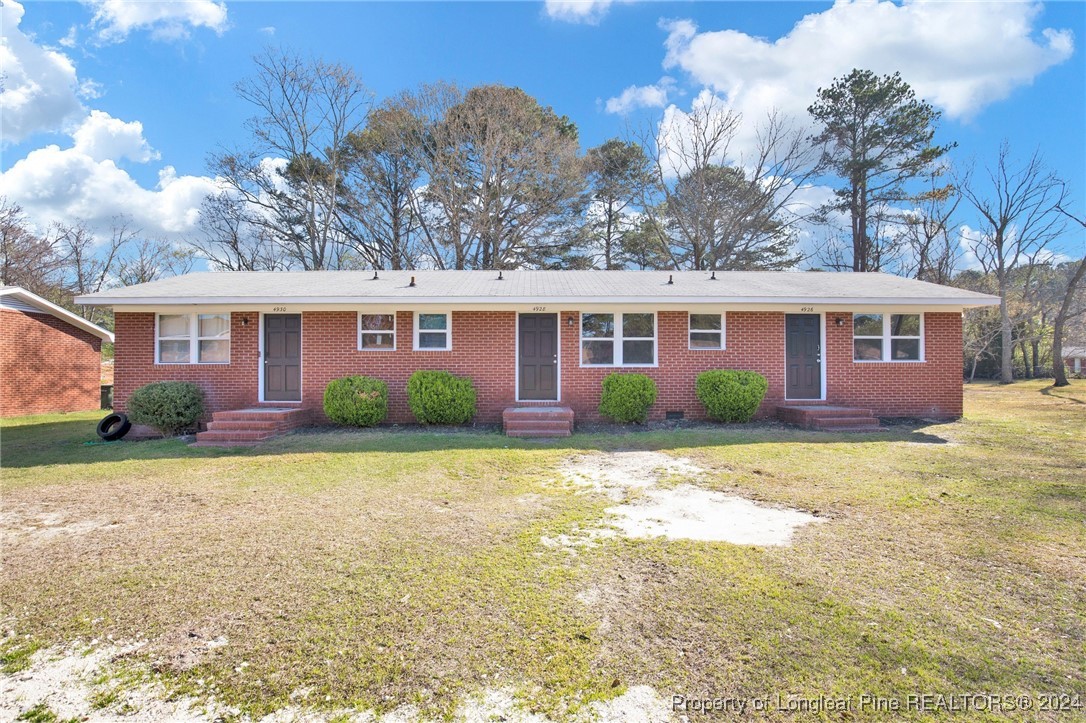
xmin=373 ymin=271 xmax=379 ymax=280
xmin=710 ymin=271 xmax=717 ymax=280
xmin=409 ymin=276 xmax=416 ymax=287
xmin=498 ymin=271 xmax=504 ymax=280
xmin=667 ymin=274 xmax=674 ymax=285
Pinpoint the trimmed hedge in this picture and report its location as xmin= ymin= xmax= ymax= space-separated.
xmin=598 ymin=372 xmax=657 ymax=424
xmin=695 ymin=370 xmax=768 ymax=423
xmin=406 ymin=370 xmax=476 ymax=425
xmin=127 ymin=381 xmax=204 ymax=436
xmin=323 ymin=375 xmax=388 ymax=427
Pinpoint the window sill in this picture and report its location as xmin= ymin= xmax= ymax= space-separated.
xmin=154 ymin=362 xmax=231 ymax=366
xmin=580 ymin=364 xmax=658 ymax=369
xmin=688 ymin=346 xmax=726 ymax=351
xmin=852 ymin=359 xmax=925 ymax=364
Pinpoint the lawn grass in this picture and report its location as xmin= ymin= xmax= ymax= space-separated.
xmin=1 ymin=381 xmax=1083 ymax=720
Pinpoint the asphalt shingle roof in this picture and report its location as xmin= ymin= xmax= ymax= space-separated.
xmin=76 ymin=270 xmax=999 ymax=307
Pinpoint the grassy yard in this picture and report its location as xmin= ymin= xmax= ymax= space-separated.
xmin=1 ymin=381 xmax=1084 ymax=720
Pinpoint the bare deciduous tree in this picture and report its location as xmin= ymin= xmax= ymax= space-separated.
xmin=1052 ymin=203 xmax=1086 ymax=387
xmin=898 ymin=164 xmax=961 ymax=284
xmin=209 ymin=48 xmax=372 ymax=270
xmin=0 ymin=198 xmax=65 ymax=297
xmin=640 ymin=99 xmax=820 ymax=271
xmin=191 ymin=193 xmax=289 ymax=271
xmin=960 ymin=143 xmax=1068 ymax=383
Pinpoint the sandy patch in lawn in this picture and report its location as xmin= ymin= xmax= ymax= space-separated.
xmin=0 ymin=640 xmax=212 ymax=722
xmin=560 ymin=451 xmax=821 ymax=546
xmin=0 ymin=508 xmax=121 ymax=543
xmin=456 ymin=685 xmax=672 ymax=723
xmin=559 ymin=451 xmax=707 ymax=500
xmin=607 ymin=485 xmax=821 ymax=546
xmin=2 ymin=642 xmax=674 ymax=722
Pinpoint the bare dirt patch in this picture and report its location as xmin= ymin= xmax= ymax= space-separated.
xmin=559 ymin=450 xmax=821 ymax=546
xmin=0 ymin=507 xmax=122 ymax=543
xmin=0 ymin=641 xmax=210 ymax=722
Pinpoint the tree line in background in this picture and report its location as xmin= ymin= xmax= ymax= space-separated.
xmin=1 ymin=50 xmax=1083 ymax=384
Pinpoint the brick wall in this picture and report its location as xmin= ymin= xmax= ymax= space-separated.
xmin=1 ymin=309 xmax=103 ymax=417
xmin=113 ymin=312 xmax=261 ymax=416
xmin=824 ymin=311 xmax=964 ymax=418
xmin=113 ymin=308 xmax=965 ymax=424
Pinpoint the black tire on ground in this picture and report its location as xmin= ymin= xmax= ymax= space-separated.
xmin=96 ymin=412 xmax=132 ymax=441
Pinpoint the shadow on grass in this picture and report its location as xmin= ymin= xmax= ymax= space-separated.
xmin=0 ymin=416 xmax=955 ymax=470
xmin=1039 ymin=384 xmax=1086 ymax=405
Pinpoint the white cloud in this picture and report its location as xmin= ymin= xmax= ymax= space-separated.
xmin=604 ymin=76 xmax=675 ymax=114
xmin=87 ymin=0 xmax=228 ymax=43
xmin=660 ymin=1 xmax=1074 ymax=122
xmin=545 ymin=0 xmax=616 ymax=25
xmin=0 ymin=139 xmax=217 ymax=237
xmin=258 ymin=26 xmax=276 ymax=36
xmin=0 ymin=1 xmax=83 ymax=144
xmin=71 ymin=110 xmax=160 ymax=163
xmin=1 ymin=3 xmax=217 ymax=237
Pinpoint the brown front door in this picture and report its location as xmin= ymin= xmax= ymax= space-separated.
xmin=519 ymin=313 xmax=558 ymax=400
xmin=785 ymin=314 xmax=821 ymax=400
xmin=264 ymin=314 xmax=301 ymax=402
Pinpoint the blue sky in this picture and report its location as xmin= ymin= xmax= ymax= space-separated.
xmin=2 ymin=0 xmax=1084 ymax=261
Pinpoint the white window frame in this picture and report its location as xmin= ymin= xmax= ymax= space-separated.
xmin=358 ymin=312 xmax=397 ymax=351
xmin=413 ymin=311 xmax=451 ymax=351
xmin=852 ymin=312 xmax=925 ymax=363
xmin=688 ymin=312 xmax=726 ymax=351
xmin=579 ymin=311 xmax=657 ymax=367
xmin=156 ymin=312 xmax=231 ymax=365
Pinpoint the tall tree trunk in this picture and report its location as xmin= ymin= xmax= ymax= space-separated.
xmin=1052 ymin=256 xmax=1086 ymax=387
xmin=1031 ymin=340 xmax=1040 ymax=378
xmin=1019 ymin=341 xmax=1031 ymax=378
xmin=999 ymin=287 xmax=1014 ymax=384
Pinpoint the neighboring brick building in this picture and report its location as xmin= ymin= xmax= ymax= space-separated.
xmin=1 ymin=286 xmax=114 ymax=417
xmin=79 ymin=270 xmax=998 ymax=429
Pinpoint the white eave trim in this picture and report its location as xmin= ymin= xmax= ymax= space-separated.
xmin=2 ymin=287 xmax=114 ymax=342
xmin=74 ymin=294 xmax=999 ymax=310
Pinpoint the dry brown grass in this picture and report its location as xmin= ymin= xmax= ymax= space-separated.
xmin=1 ymin=380 xmax=1084 ymax=720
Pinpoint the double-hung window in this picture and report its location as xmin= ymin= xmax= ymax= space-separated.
xmin=359 ymin=313 xmax=396 ymax=350
xmin=156 ymin=313 xmax=231 ymax=364
xmin=414 ymin=312 xmax=451 ymax=350
xmin=689 ymin=313 xmax=725 ymax=350
xmin=853 ymin=313 xmax=922 ymax=361
xmin=580 ymin=312 xmax=656 ymax=366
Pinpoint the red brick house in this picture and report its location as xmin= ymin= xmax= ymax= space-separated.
xmin=77 ymin=270 xmax=998 ymax=439
xmin=1 ymin=286 xmax=114 ymax=418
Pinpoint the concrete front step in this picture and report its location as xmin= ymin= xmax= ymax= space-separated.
xmin=503 ymin=406 xmax=574 ymax=437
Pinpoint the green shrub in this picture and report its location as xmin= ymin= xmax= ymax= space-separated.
xmin=323 ymin=375 xmax=388 ymax=427
xmin=126 ymin=381 xmax=204 ymax=435
xmin=406 ymin=370 xmax=476 ymax=425
xmin=695 ymin=370 xmax=768 ymax=423
xmin=598 ymin=372 xmax=657 ymax=424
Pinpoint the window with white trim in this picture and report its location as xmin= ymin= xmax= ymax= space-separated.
xmin=853 ymin=313 xmax=922 ymax=361
xmin=414 ymin=312 xmax=450 ymax=350
xmin=689 ymin=313 xmax=725 ymax=350
xmin=580 ymin=312 xmax=656 ymax=366
xmin=359 ymin=313 xmax=396 ymax=350
xmin=157 ymin=313 xmax=230 ymax=364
